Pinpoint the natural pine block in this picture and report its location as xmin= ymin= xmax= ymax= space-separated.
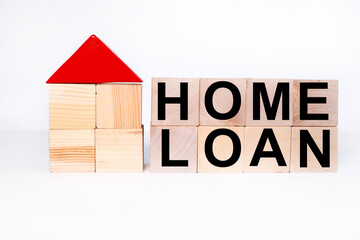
xmin=96 ymin=84 xmax=142 ymax=129
xmin=246 ymin=79 xmax=293 ymax=126
xmin=150 ymin=126 xmax=197 ymax=173
xmin=49 ymin=129 xmax=95 ymax=172
xmin=49 ymin=84 xmax=96 ymax=129
xmin=291 ymin=127 xmax=337 ymax=172
xmin=200 ymin=78 xmax=247 ymax=126
xmin=198 ymin=126 xmax=244 ymax=173
xmin=95 ymin=127 xmax=144 ymax=172
xmin=293 ymin=80 xmax=338 ymax=126
xmin=151 ymin=78 xmax=199 ymax=126
xmin=244 ymin=127 xmax=291 ymax=173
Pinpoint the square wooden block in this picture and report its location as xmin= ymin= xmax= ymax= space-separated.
xmin=150 ymin=126 xmax=197 ymax=173
xmin=49 ymin=84 xmax=96 ymax=129
xmin=246 ymin=79 xmax=293 ymax=126
xmin=200 ymin=78 xmax=247 ymax=126
xmin=291 ymin=127 xmax=337 ymax=172
xmin=96 ymin=84 xmax=142 ymax=129
xmin=244 ymin=127 xmax=291 ymax=173
xmin=95 ymin=128 xmax=144 ymax=173
xmin=49 ymin=129 xmax=95 ymax=172
xmin=293 ymin=80 xmax=338 ymax=126
xmin=198 ymin=126 xmax=244 ymax=173
xmin=151 ymin=78 xmax=199 ymax=126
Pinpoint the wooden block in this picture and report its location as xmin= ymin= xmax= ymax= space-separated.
xmin=96 ymin=84 xmax=142 ymax=129
xmin=95 ymin=127 xmax=144 ymax=172
xmin=291 ymin=127 xmax=337 ymax=172
xmin=246 ymin=79 xmax=293 ymax=126
xmin=49 ymin=129 xmax=95 ymax=172
xmin=151 ymin=78 xmax=199 ymax=126
xmin=199 ymin=78 xmax=247 ymax=126
xmin=150 ymin=126 xmax=197 ymax=173
xmin=198 ymin=126 xmax=244 ymax=173
xmin=244 ymin=127 xmax=291 ymax=173
xmin=293 ymin=80 xmax=338 ymax=126
xmin=49 ymin=84 xmax=96 ymax=129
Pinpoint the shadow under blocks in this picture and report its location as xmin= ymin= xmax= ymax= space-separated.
xmin=150 ymin=78 xmax=338 ymax=173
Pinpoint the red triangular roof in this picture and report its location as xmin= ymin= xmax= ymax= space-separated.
xmin=46 ymin=35 xmax=142 ymax=83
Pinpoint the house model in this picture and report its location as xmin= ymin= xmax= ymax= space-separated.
xmin=47 ymin=35 xmax=143 ymax=173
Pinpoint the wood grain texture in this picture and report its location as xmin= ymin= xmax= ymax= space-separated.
xmin=293 ymin=80 xmax=338 ymax=126
xmin=291 ymin=127 xmax=337 ymax=172
xmin=96 ymin=84 xmax=142 ymax=129
xmin=200 ymin=78 xmax=247 ymax=126
xmin=49 ymin=130 xmax=95 ymax=172
xmin=151 ymin=78 xmax=199 ymax=126
xmin=150 ymin=126 xmax=198 ymax=173
xmin=96 ymin=127 xmax=144 ymax=172
xmin=246 ymin=79 xmax=293 ymax=126
xmin=198 ymin=126 xmax=244 ymax=173
xmin=49 ymin=84 xmax=96 ymax=129
xmin=244 ymin=127 xmax=291 ymax=173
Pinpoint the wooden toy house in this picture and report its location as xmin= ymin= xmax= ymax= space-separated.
xmin=47 ymin=35 xmax=143 ymax=172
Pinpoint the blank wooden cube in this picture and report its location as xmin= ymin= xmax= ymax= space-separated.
xmin=198 ymin=126 xmax=244 ymax=173
xmin=293 ymin=80 xmax=338 ymax=126
xmin=96 ymin=84 xmax=142 ymax=129
xmin=246 ymin=79 xmax=293 ymax=126
xmin=151 ymin=78 xmax=199 ymax=126
xmin=291 ymin=127 xmax=337 ymax=172
xmin=244 ymin=127 xmax=291 ymax=173
xmin=150 ymin=126 xmax=197 ymax=173
xmin=95 ymin=128 xmax=144 ymax=172
xmin=200 ymin=78 xmax=247 ymax=126
xmin=49 ymin=84 xmax=96 ymax=129
xmin=49 ymin=129 xmax=95 ymax=172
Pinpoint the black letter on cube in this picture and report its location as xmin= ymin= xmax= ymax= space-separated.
xmin=300 ymin=82 xmax=329 ymax=120
xmin=161 ymin=129 xmax=188 ymax=167
xmin=204 ymin=128 xmax=241 ymax=167
xmin=300 ymin=130 xmax=330 ymax=167
xmin=205 ymin=81 xmax=241 ymax=120
xmin=158 ymin=82 xmax=188 ymax=120
xmin=253 ymin=82 xmax=290 ymax=120
xmin=250 ymin=128 xmax=287 ymax=166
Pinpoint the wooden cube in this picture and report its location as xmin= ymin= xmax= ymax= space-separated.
xmin=200 ymin=78 xmax=247 ymax=126
xmin=49 ymin=129 xmax=95 ymax=172
xmin=291 ymin=127 xmax=337 ymax=172
xmin=198 ymin=126 xmax=244 ymax=173
xmin=95 ymin=127 xmax=144 ymax=172
xmin=150 ymin=126 xmax=197 ymax=173
xmin=246 ymin=79 xmax=293 ymax=126
xmin=244 ymin=127 xmax=291 ymax=173
xmin=151 ymin=78 xmax=199 ymax=126
xmin=96 ymin=84 xmax=142 ymax=129
xmin=293 ymin=80 xmax=338 ymax=126
xmin=49 ymin=84 xmax=96 ymax=129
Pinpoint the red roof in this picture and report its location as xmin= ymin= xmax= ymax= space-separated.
xmin=46 ymin=35 xmax=142 ymax=84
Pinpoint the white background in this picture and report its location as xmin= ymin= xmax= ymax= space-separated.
xmin=0 ymin=0 xmax=359 ymax=239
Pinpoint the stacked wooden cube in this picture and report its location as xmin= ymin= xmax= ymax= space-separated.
xmin=150 ymin=78 xmax=338 ymax=173
xmin=49 ymin=83 xmax=143 ymax=172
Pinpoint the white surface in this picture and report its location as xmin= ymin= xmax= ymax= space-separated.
xmin=0 ymin=0 xmax=359 ymax=239
xmin=0 ymin=0 xmax=359 ymax=132
xmin=0 ymin=130 xmax=359 ymax=240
